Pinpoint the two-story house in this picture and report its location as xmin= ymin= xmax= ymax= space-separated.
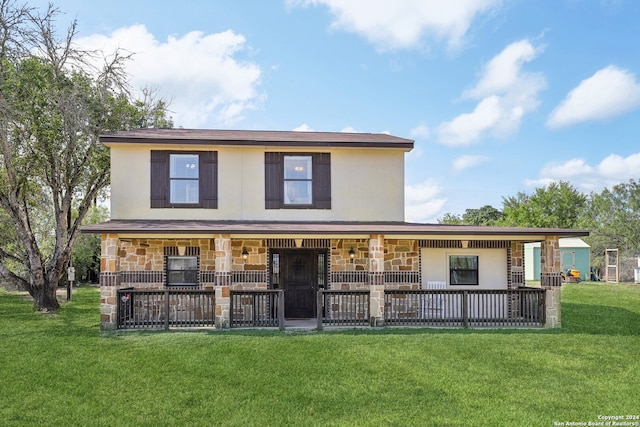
xmin=83 ymin=129 xmax=588 ymax=330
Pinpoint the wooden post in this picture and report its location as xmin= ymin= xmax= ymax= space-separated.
xmin=540 ymin=289 xmax=546 ymax=326
xmin=164 ymin=289 xmax=170 ymax=330
xmin=317 ymin=291 xmax=323 ymax=331
xmin=278 ymin=290 xmax=285 ymax=331
xmin=462 ymin=291 xmax=469 ymax=328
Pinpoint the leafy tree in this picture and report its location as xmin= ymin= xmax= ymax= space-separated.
xmin=462 ymin=205 xmax=504 ymax=226
xmin=438 ymin=212 xmax=463 ymax=224
xmin=439 ymin=205 xmax=504 ymax=225
xmin=501 ymin=181 xmax=586 ymax=228
xmin=0 ymin=3 xmax=171 ymax=311
xmin=579 ymin=179 xmax=640 ymax=276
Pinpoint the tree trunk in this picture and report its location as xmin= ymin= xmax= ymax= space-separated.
xmin=30 ymin=279 xmax=61 ymax=312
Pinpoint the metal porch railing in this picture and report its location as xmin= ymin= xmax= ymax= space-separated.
xmin=384 ymin=288 xmax=546 ymax=328
xmin=230 ymin=289 xmax=284 ymax=330
xmin=117 ymin=288 xmax=216 ymax=330
xmin=317 ymin=289 xmax=370 ymax=330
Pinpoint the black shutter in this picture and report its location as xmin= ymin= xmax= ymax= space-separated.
xmin=200 ymin=151 xmax=218 ymax=209
xmin=313 ymin=153 xmax=331 ymax=209
xmin=150 ymin=150 xmax=169 ymax=208
xmin=265 ymin=152 xmax=283 ymax=209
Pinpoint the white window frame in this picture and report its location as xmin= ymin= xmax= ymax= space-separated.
xmin=169 ymin=153 xmax=200 ymax=204
xmin=283 ymin=155 xmax=313 ymax=205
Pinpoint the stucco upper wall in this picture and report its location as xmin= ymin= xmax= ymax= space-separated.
xmin=110 ymin=144 xmax=406 ymax=221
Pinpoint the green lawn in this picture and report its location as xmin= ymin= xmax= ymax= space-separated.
xmin=1 ymin=284 xmax=638 ymax=426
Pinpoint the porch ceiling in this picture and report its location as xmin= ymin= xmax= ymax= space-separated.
xmin=81 ymin=219 xmax=589 ymax=240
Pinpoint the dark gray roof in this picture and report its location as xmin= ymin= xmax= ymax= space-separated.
xmin=100 ymin=128 xmax=414 ymax=149
xmin=81 ymin=219 xmax=589 ymax=239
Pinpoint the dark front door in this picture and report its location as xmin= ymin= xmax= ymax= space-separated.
xmin=282 ymin=250 xmax=316 ymax=318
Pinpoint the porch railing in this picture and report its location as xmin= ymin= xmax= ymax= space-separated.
xmin=384 ymin=288 xmax=546 ymax=328
xmin=117 ymin=288 xmax=216 ymax=330
xmin=230 ymin=289 xmax=284 ymax=330
xmin=116 ymin=287 xmax=545 ymax=330
xmin=317 ymin=290 xmax=370 ymax=330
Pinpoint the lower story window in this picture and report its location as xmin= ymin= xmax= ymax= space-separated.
xmin=450 ymin=255 xmax=478 ymax=285
xmin=167 ymin=256 xmax=198 ymax=286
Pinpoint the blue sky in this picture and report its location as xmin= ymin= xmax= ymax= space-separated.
xmin=31 ymin=0 xmax=640 ymax=222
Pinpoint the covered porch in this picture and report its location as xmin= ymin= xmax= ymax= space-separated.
xmin=82 ymin=219 xmax=587 ymax=331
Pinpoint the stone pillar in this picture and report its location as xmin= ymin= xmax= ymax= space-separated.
xmin=214 ymin=235 xmax=232 ymax=329
xmin=100 ymin=234 xmax=121 ymax=331
xmin=540 ymin=236 xmax=562 ymax=328
xmin=369 ymin=234 xmax=385 ymax=274
xmin=215 ymin=285 xmax=230 ymax=329
xmin=369 ymin=234 xmax=385 ymax=326
xmin=510 ymin=241 xmax=525 ymax=289
xmin=215 ymin=235 xmax=232 ymax=274
xmin=545 ymin=287 xmax=562 ymax=328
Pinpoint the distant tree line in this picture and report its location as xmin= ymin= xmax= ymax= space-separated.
xmin=439 ymin=180 xmax=640 ymax=279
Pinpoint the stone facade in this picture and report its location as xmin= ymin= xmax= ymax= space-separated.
xmin=331 ymin=238 xmax=368 ymax=271
xmin=118 ymin=238 xmax=215 ymax=272
xmin=384 ymin=239 xmax=419 ymax=271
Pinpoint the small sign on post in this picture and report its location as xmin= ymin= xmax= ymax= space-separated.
xmin=67 ymin=266 xmax=75 ymax=301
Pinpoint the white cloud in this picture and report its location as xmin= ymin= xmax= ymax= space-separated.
xmin=76 ymin=25 xmax=262 ymax=128
xmin=539 ymin=158 xmax=594 ymax=179
xmin=293 ymin=123 xmax=315 ymax=131
xmin=289 ymin=0 xmax=503 ymax=51
xmin=404 ymin=179 xmax=447 ymax=222
xmin=410 ymin=124 xmax=430 ymax=139
xmin=527 ymin=152 xmax=640 ymax=192
xmin=437 ymin=39 xmax=546 ymax=146
xmin=597 ymin=152 xmax=640 ymax=180
xmin=464 ymin=40 xmax=541 ymax=98
xmin=292 ymin=124 xmax=387 ymax=134
xmin=547 ymin=66 xmax=640 ymax=128
xmin=452 ymin=154 xmax=490 ymax=173
xmin=437 ymin=96 xmax=502 ymax=146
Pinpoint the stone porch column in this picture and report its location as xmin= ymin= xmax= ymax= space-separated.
xmin=510 ymin=241 xmax=525 ymax=289
xmin=540 ymin=236 xmax=562 ymax=328
xmin=368 ymin=234 xmax=385 ymax=326
xmin=100 ymin=234 xmax=121 ymax=331
xmin=214 ymin=235 xmax=232 ymax=329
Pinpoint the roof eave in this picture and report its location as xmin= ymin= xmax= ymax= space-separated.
xmin=80 ymin=220 xmax=589 ymax=239
xmin=100 ymin=137 xmax=414 ymax=150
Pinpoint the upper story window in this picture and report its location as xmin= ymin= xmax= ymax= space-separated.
xmin=449 ymin=255 xmax=479 ymax=286
xmin=265 ymin=152 xmax=331 ymax=209
xmin=284 ymin=155 xmax=313 ymax=205
xmin=150 ymin=150 xmax=218 ymax=209
xmin=170 ymin=154 xmax=199 ymax=204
